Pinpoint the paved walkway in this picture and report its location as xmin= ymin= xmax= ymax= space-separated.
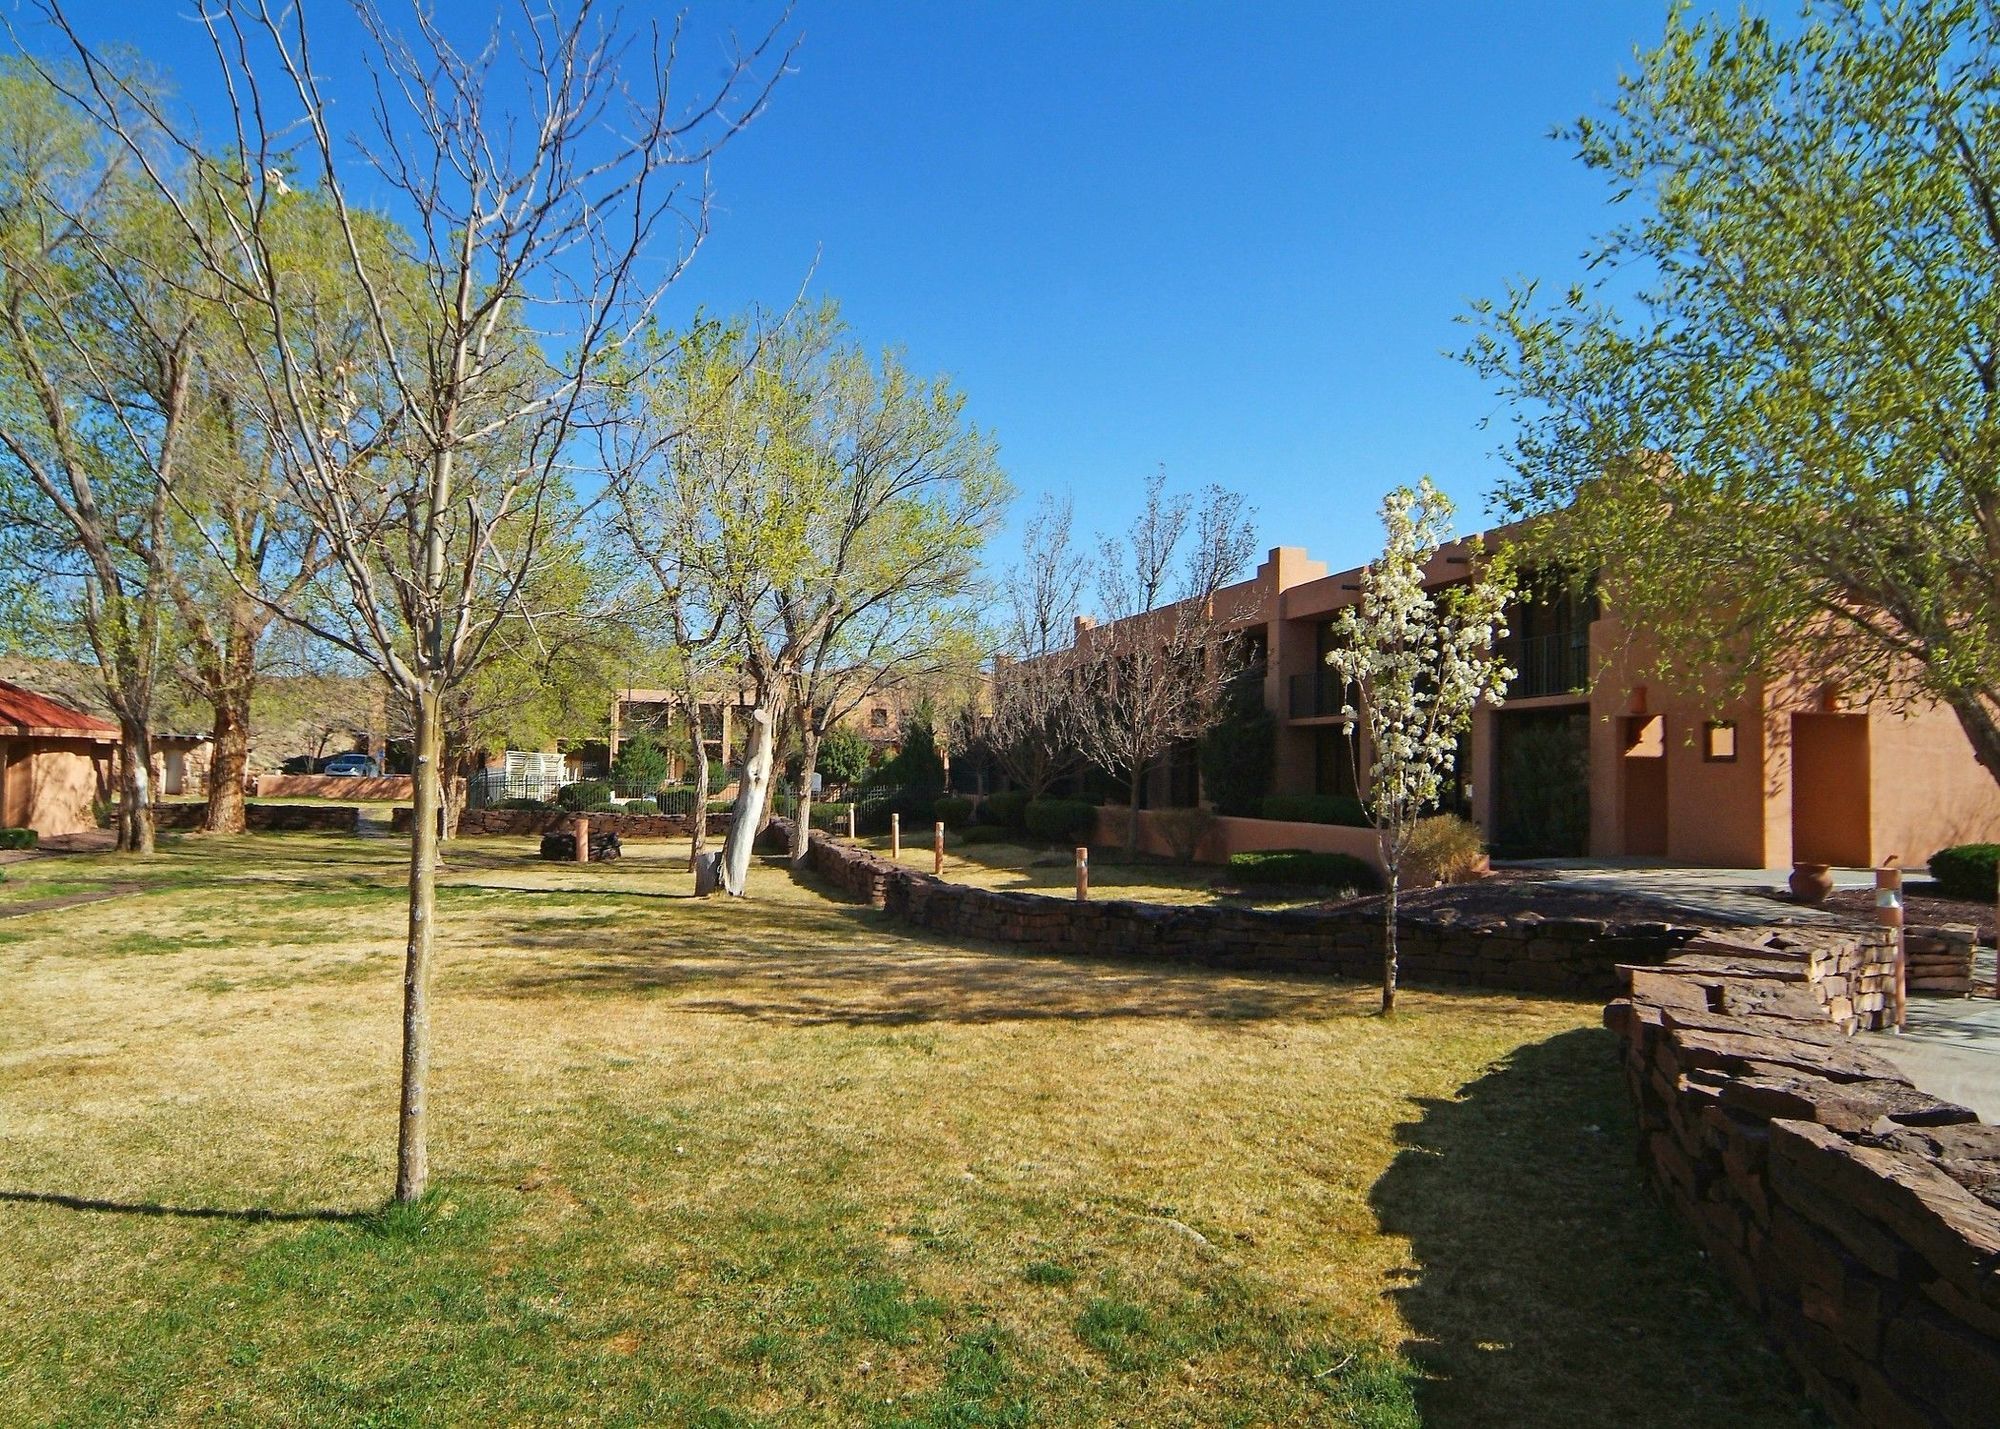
xmin=1501 ymin=859 xmax=1875 ymax=927
xmin=1870 ymin=949 xmax=2000 ymax=1122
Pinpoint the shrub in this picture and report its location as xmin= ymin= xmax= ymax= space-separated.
xmin=1406 ymin=814 xmax=1485 ymax=886
xmin=609 ymin=734 xmax=670 ymax=794
xmin=959 ymin=824 xmax=1007 ymax=845
xmin=1929 ymin=843 xmax=2000 ymax=900
xmin=979 ymin=789 xmax=1030 ymax=830
xmin=493 ymin=797 xmax=552 ymax=812
xmin=1024 ymin=798 xmax=1098 ymax=845
xmin=1260 ymin=792 xmax=1370 ymax=827
xmin=817 ymin=725 xmax=875 ymax=788
xmin=934 ymin=795 xmax=974 ymax=830
xmin=808 ymin=801 xmax=854 ymax=832
xmin=555 ymin=779 xmax=614 ymax=812
xmin=1226 ymin=849 xmax=1381 ymax=891
xmin=0 ymin=827 xmax=38 ymax=850
xmin=1150 ymin=806 xmax=1214 ymax=864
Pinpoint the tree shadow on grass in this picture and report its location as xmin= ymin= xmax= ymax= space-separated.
xmin=0 ymin=1189 xmax=365 ymax=1223
xmin=486 ymin=887 xmax=1377 ymax=1027
xmin=1367 ymin=1027 xmax=1818 ymax=1429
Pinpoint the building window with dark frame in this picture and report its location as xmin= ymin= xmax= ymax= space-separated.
xmin=870 ymin=707 xmax=888 ymax=729
xmin=1703 ymin=720 xmax=1739 ymax=763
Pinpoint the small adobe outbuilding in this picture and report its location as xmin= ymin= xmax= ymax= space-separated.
xmin=0 ymin=679 xmax=117 ymax=838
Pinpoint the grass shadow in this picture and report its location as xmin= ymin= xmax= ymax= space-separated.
xmin=1366 ymin=1027 xmax=1815 ymax=1428
xmin=0 ymin=1189 xmax=367 ymax=1224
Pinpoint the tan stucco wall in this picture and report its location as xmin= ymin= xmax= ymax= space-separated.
xmin=1092 ymin=806 xmax=1387 ymax=873
xmin=1 ymin=738 xmax=110 ymax=837
xmin=1865 ymin=701 xmax=2000 ymax=866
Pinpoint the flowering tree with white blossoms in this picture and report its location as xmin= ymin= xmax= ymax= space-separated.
xmin=1327 ymin=479 xmax=1514 ymax=1013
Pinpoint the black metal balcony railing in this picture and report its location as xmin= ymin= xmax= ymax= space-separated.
xmin=1288 ymin=668 xmax=1347 ymax=720
xmin=1502 ymin=632 xmax=1590 ymax=700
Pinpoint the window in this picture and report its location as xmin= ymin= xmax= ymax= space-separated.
xmin=1703 ymin=720 xmax=1738 ymax=763
xmin=869 ymin=707 xmax=888 ymax=729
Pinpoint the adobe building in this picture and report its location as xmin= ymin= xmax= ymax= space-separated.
xmin=1115 ymin=544 xmax=2000 ymax=870
xmin=0 ymin=679 xmax=118 ymax=838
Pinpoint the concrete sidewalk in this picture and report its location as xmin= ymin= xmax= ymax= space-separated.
xmin=1869 ymin=949 xmax=2000 ymax=1122
xmin=1499 ymin=859 xmax=1875 ymax=927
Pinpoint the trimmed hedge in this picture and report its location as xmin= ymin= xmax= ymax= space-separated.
xmin=1929 ymin=843 xmax=2000 ymax=900
xmin=934 ymin=795 xmax=974 ymax=830
xmin=0 ymin=827 xmax=38 ymax=850
xmin=1260 ymin=792 xmax=1370 ymax=827
xmin=1225 ymin=848 xmax=1380 ymax=891
xmin=979 ymin=789 xmax=1030 ymax=830
xmin=493 ymin=797 xmax=552 ymax=812
xmin=1024 ymin=798 xmax=1098 ymax=845
xmin=808 ymin=800 xmax=854 ymax=832
xmin=555 ymin=780 xmax=614 ymax=812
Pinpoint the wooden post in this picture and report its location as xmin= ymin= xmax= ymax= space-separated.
xmin=1076 ymin=846 xmax=1089 ymax=901
xmin=848 ymin=804 xmax=857 ymax=840
xmin=1876 ymin=858 xmax=1904 ymax=1031
xmin=891 ymin=812 xmax=900 ymax=859
xmin=932 ymin=820 xmax=945 ymax=876
xmin=574 ymin=815 xmax=590 ymax=865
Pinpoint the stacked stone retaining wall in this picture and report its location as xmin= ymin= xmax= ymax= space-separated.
xmin=766 ymin=819 xmax=1695 ymax=994
xmin=1608 ymin=930 xmax=2000 ymax=1425
xmin=391 ymin=807 xmax=730 ymax=839
xmin=156 ymin=802 xmax=362 ymax=832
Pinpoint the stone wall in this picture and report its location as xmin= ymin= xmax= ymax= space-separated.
xmin=397 ymin=806 xmax=730 ymax=839
xmin=1607 ymin=930 xmax=2000 ymax=1426
xmin=1907 ymin=923 xmax=1980 ymax=996
xmin=767 ymin=819 xmax=1693 ymax=995
xmin=156 ymin=801 xmax=361 ymax=832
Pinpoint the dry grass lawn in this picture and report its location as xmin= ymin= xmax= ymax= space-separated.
xmin=853 ymin=835 xmax=1315 ymax=908
xmin=0 ymin=834 xmax=1809 ymax=1427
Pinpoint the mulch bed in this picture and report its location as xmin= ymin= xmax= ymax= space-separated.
xmin=1812 ymin=881 xmax=1996 ymax=945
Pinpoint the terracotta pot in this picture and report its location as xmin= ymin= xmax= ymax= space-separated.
xmin=1789 ymin=862 xmax=1834 ymax=904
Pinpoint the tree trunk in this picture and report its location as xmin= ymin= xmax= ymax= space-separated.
xmin=118 ymin=718 xmax=155 ymax=854
xmin=720 ymin=702 xmax=777 ymax=897
xmin=790 ymin=725 xmax=822 ymax=866
xmin=1381 ymin=853 xmax=1399 ymax=1016
xmin=200 ymin=603 xmax=260 ymax=835
xmin=1125 ymin=760 xmax=1144 ymax=858
xmin=685 ymin=694 xmax=710 ymax=871
xmin=203 ymin=692 xmax=251 ymax=834
xmin=395 ymin=685 xmax=444 ymax=1203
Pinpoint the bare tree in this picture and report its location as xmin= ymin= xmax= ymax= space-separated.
xmin=1070 ymin=472 xmax=1257 ymax=855
xmin=29 ymin=0 xmax=788 ymax=1201
xmin=986 ymin=494 xmax=1088 ymax=799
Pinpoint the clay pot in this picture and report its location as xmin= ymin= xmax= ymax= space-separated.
xmin=1789 ymin=862 xmax=1834 ymax=904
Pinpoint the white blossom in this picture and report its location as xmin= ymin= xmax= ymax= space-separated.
xmin=1324 ymin=477 xmax=1514 ymax=1012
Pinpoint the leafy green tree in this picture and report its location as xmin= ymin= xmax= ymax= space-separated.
xmin=1467 ymin=0 xmax=2000 ymax=782
xmin=816 ymin=724 xmax=874 ymax=788
xmin=612 ymin=733 xmax=672 ymax=793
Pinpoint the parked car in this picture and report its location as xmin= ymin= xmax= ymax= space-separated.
xmin=322 ymin=753 xmax=382 ymax=778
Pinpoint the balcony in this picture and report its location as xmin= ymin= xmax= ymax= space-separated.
xmin=1502 ymin=631 xmax=1590 ymax=700
xmin=1288 ymin=668 xmax=1348 ymax=720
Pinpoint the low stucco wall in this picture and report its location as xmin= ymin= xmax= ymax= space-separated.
xmin=256 ymin=774 xmax=413 ymax=801
xmin=1605 ymin=929 xmax=2000 ymax=1426
xmin=1090 ymin=807 xmax=1389 ymax=872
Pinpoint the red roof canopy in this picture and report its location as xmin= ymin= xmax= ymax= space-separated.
xmin=0 ymin=679 xmax=119 ymax=740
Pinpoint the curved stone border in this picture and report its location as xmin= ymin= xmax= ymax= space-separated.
xmin=1607 ymin=931 xmax=2000 ymax=1426
xmin=765 ymin=819 xmax=1695 ymax=996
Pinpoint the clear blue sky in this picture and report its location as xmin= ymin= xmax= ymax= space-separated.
xmin=30 ymin=1 xmax=1727 ymax=577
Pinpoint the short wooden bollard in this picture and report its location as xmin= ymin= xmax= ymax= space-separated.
xmin=891 ymin=812 xmax=901 ymax=859
xmin=574 ymin=815 xmax=590 ymax=865
xmin=848 ymin=804 xmax=857 ymax=840
xmin=933 ymin=820 xmax=945 ymax=876
xmin=1076 ymin=846 xmax=1089 ymax=901
xmin=1877 ymin=858 xmax=1904 ymax=1031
